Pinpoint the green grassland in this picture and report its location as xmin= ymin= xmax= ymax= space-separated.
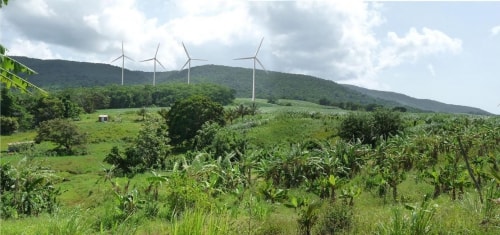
xmin=1 ymin=99 xmax=499 ymax=234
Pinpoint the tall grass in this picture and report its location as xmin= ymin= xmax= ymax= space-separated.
xmin=169 ymin=208 xmax=234 ymax=235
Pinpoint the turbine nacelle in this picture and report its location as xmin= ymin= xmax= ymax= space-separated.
xmin=233 ymin=37 xmax=267 ymax=101
xmin=140 ymin=43 xmax=165 ymax=86
xmin=110 ymin=41 xmax=134 ymax=85
xmin=179 ymin=42 xmax=207 ymax=84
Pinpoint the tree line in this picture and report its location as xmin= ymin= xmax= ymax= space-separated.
xmin=0 ymin=83 xmax=235 ymax=135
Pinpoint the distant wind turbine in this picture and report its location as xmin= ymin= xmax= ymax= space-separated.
xmin=111 ymin=41 xmax=134 ymax=86
xmin=234 ymin=37 xmax=267 ymax=102
xmin=141 ymin=43 xmax=166 ymax=86
xmin=180 ymin=42 xmax=207 ymax=84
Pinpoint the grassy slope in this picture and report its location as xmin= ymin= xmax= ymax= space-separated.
xmin=0 ymin=100 xmax=498 ymax=234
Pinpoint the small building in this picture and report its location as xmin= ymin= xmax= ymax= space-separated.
xmin=98 ymin=114 xmax=109 ymax=122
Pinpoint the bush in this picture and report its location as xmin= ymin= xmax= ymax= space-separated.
xmin=338 ymin=112 xmax=373 ymax=146
xmin=0 ymin=158 xmax=60 ymax=219
xmin=192 ymin=122 xmax=247 ymax=159
xmin=104 ymin=120 xmax=172 ymax=175
xmin=0 ymin=116 xmax=19 ymax=135
xmin=338 ymin=109 xmax=404 ymax=147
xmin=372 ymin=108 xmax=404 ymax=141
xmin=165 ymin=95 xmax=225 ymax=147
xmin=315 ymin=203 xmax=353 ymax=234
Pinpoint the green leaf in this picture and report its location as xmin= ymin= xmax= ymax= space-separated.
xmin=328 ymin=174 xmax=336 ymax=186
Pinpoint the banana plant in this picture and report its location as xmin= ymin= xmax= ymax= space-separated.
xmin=297 ymin=200 xmax=322 ymax=235
xmin=284 ymin=196 xmax=307 ymax=212
xmin=145 ymin=171 xmax=168 ymax=201
xmin=339 ymin=185 xmax=361 ymax=206
xmin=259 ymin=180 xmax=288 ymax=203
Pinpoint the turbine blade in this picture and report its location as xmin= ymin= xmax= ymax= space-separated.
xmin=255 ymin=37 xmax=264 ymax=56
xmin=182 ymin=42 xmax=190 ymax=59
xmin=111 ymin=55 xmax=123 ymax=63
xmin=121 ymin=41 xmax=124 ymax=54
xmin=155 ymin=43 xmax=160 ymax=57
xmin=234 ymin=57 xmax=254 ymax=60
xmin=255 ymin=57 xmax=266 ymax=72
xmin=191 ymin=58 xmax=207 ymax=61
xmin=124 ymin=55 xmax=134 ymax=61
xmin=141 ymin=58 xmax=154 ymax=62
xmin=156 ymin=59 xmax=167 ymax=70
xmin=180 ymin=60 xmax=190 ymax=71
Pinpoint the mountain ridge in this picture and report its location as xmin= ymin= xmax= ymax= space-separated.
xmin=11 ymin=56 xmax=491 ymax=115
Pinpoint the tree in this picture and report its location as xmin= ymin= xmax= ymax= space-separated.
xmin=35 ymin=119 xmax=87 ymax=155
xmin=31 ymin=96 xmax=65 ymax=125
xmin=104 ymin=119 xmax=172 ymax=175
xmin=0 ymin=116 xmax=18 ymax=135
xmin=372 ymin=108 xmax=404 ymax=141
xmin=1 ymin=87 xmax=17 ymax=116
xmin=165 ymin=95 xmax=225 ymax=146
xmin=338 ymin=112 xmax=373 ymax=146
xmin=338 ymin=109 xmax=404 ymax=147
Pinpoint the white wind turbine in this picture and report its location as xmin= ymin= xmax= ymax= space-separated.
xmin=111 ymin=41 xmax=134 ymax=85
xmin=140 ymin=43 xmax=166 ymax=86
xmin=180 ymin=42 xmax=207 ymax=84
xmin=234 ymin=37 xmax=267 ymax=102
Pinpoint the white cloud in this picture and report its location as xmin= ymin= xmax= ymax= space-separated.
xmin=6 ymin=39 xmax=62 ymax=59
xmin=378 ymin=27 xmax=462 ymax=69
xmin=491 ymin=25 xmax=500 ymax=36
xmin=1 ymin=0 xmax=463 ymax=86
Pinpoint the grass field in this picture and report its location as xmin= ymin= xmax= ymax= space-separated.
xmin=1 ymin=98 xmax=499 ymax=234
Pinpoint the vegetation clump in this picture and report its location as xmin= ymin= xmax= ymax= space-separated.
xmin=165 ymin=95 xmax=226 ymax=147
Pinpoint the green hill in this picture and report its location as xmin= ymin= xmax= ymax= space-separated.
xmin=12 ymin=56 xmax=491 ymax=115
xmin=342 ymin=84 xmax=490 ymax=115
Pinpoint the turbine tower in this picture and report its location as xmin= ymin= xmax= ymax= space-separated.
xmin=111 ymin=41 xmax=134 ymax=85
xmin=140 ymin=43 xmax=166 ymax=86
xmin=234 ymin=37 xmax=267 ymax=102
xmin=180 ymin=42 xmax=207 ymax=84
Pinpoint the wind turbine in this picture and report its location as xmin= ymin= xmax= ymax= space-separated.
xmin=141 ymin=43 xmax=166 ymax=86
xmin=180 ymin=42 xmax=207 ymax=84
xmin=111 ymin=41 xmax=134 ymax=85
xmin=234 ymin=37 xmax=267 ymax=102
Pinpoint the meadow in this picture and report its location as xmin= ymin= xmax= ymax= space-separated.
xmin=1 ymin=98 xmax=499 ymax=235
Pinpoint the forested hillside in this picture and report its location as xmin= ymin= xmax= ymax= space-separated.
xmin=342 ymin=84 xmax=491 ymax=115
xmin=13 ymin=56 xmax=491 ymax=114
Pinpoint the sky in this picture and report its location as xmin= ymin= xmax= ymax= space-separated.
xmin=1 ymin=0 xmax=499 ymax=114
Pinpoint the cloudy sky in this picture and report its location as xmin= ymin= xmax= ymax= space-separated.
xmin=1 ymin=0 xmax=499 ymax=114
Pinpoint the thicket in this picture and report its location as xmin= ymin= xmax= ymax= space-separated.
xmin=59 ymin=83 xmax=235 ymax=113
xmin=338 ymin=108 xmax=404 ymax=146
xmin=104 ymin=119 xmax=172 ymax=176
xmin=0 ymin=157 xmax=60 ymax=219
xmin=165 ymin=95 xmax=226 ymax=147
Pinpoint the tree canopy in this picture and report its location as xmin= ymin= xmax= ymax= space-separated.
xmin=165 ymin=95 xmax=225 ymax=146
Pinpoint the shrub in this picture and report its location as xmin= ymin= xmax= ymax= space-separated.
xmin=0 ymin=116 xmax=19 ymax=135
xmin=192 ymin=122 xmax=247 ymax=159
xmin=0 ymin=158 xmax=60 ymax=219
xmin=165 ymin=95 xmax=225 ymax=147
xmin=372 ymin=108 xmax=404 ymax=141
xmin=104 ymin=119 xmax=172 ymax=175
xmin=315 ymin=203 xmax=353 ymax=234
xmin=338 ymin=112 xmax=373 ymax=146
xmin=338 ymin=109 xmax=404 ymax=147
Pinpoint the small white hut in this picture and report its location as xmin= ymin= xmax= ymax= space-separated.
xmin=98 ymin=114 xmax=109 ymax=122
